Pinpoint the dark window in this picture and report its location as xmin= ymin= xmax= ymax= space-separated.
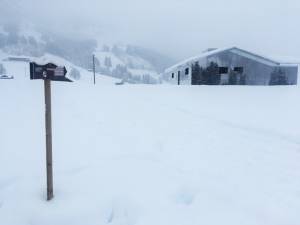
xmin=234 ymin=67 xmax=244 ymax=73
xmin=171 ymin=73 xmax=174 ymax=78
xmin=219 ymin=67 xmax=228 ymax=74
xmin=185 ymin=68 xmax=189 ymax=75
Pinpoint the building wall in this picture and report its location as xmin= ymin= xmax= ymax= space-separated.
xmin=169 ymin=66 xmax=192 ymax=85
xmin=204 ymin=50 xmax=298 ymax=85
xmin=279 ymin=65 xmax=298 ymax=85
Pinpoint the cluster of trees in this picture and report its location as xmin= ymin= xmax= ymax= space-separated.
xmin=191 ymin=62 xmax=247 ymax=85
xmin=104 ymin=57 xmax=112 ymax=68
xmin=109 ymin=64 xmax=157 ymax=84
xmin=192 ymin=62 xmax=220 ymax=85
xmin=269 ymin=68 xmax=288 ymax=85
xmin=0 ymin=33 xmax=43 ymax=57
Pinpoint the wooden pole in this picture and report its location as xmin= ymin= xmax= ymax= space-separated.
xmin=93 ymin=54 xmax=96 ymax=85
xmin=44 ymin=79 xmax=53 ymax=201
xmin=178 ymin=71 xmax=180 ymax=85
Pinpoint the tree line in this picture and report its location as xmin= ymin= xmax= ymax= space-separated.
xmin=191 ymin=62 xmax=289 ymax=85
xmin=191 ymin=62 xmax=246 ymax=85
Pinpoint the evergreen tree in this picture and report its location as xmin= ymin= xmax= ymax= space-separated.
xmin=192 ymin=62 xmax=201 ymax=85
xmin=206 ymin=62 xmax=220 ymax=85
xmin=201 ymin=68 xmax=209 ymax=85
xmin=104 ymin=57 xmax=112 ymax=68
xmin=228 ymin=70 xmax=238 ymax=85
xmin=0 ymin=63 xmax=6 ymax=75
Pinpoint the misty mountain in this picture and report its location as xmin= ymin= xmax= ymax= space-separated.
xmin=125 ymin=45 xmax=175 ymax=73
xmin=0 ymin=24 xmax=175 ymax=83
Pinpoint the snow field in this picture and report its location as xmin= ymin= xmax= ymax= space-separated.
xmin=0 ymin=61 xmax=300 ymax=225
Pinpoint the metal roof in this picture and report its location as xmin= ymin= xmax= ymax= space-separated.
xmin=165 ymin=47 xmax=297 ymax=73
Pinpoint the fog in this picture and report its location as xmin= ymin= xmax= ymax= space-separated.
xmin=1 ymin=0 xmax=300 ymax=60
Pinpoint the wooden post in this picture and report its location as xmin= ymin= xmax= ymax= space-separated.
xmin=93 ymin=54 xmax=96 ymax=85
xmin=178 ymin=71 xmax=180 ymax=85
xmin=44 ymin=79 xmax=53 ymax=201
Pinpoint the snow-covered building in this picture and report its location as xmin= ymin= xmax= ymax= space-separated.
xmin=165 ymin=47 xmax=298 ymax=85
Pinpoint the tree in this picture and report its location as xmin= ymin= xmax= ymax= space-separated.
xmin=269 ymin=68 xmax=288 ymax=85
xmin=104 ymin=57 xmax=112 ymax=68
xmin=206 ymin=62 xmax=220 ymax=85
xmin=191 ymin=62 xmax=202 ymax=85
xmin=112 ymin=64 xmax=130 ymax=79
xmin=201 ymin=68 xmax=210 ymax=85
xmin=0 ymin=63 xmax=6 ymax=75
xmin=192 ymin=61 xmax=220 ymax=85
xmin=228 ymin=70 xmax=238 ymax=85
xmin=0 ymin=33 xmax=5 ymax=48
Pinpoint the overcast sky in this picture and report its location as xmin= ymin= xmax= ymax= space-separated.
xmin=1 ymin=0 xmax=300 ymax=60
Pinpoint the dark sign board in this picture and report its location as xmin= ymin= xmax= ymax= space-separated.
xmin=30 ymin=62 xmax=72 ymax=82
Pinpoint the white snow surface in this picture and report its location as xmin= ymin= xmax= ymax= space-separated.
xmin=1 ymin=60 xmax=300 ymax=225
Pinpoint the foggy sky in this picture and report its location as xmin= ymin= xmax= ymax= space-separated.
xmin=1 ymin=0 xmax=300 ymax=60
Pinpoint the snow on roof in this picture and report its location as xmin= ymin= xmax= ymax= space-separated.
xmin=268 ymin=55 xmax=300 ymax=65
xmin=165 ymin=47 xmax=298 ymax=73
xmin=33 ymin=55 xmax=66 ymax=66
xmin=165 ymin=47 xmax=233 ymax=73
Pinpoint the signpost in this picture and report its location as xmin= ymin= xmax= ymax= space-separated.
xmin=30 ymin=62 xmax=71 ymax=201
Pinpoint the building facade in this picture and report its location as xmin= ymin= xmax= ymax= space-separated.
xmin=165 ymin=47 xmax=298 ymax=85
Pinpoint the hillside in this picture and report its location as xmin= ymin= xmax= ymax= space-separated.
xmin=0 ymin=50 xmax=120 ymax=84
xmin=0 ymin=60 xmax=300 ymax=225
xmin=0 ymin=24 xmax=175 ymax=83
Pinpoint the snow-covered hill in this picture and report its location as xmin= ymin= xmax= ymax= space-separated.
xmin=93 ymin=45 xmax=164 ymax=84
xmin=1 ymin=60 xmax=300 ymax=225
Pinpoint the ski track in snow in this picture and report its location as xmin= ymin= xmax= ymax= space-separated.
xmin=156 ymin=100 xmax=300 ymax=148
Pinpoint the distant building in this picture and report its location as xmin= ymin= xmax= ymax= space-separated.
xmin=4 ymin=57 xmax=30 ymax=62
xmin=165 ymin=47 xmax=298 ymax=85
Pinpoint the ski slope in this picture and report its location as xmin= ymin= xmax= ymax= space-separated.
xmin=1 ymin=60 xmax=300 ymax=225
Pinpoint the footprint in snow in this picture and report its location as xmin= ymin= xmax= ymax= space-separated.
xmin=175 ymin=187 xmax=198 ymax=206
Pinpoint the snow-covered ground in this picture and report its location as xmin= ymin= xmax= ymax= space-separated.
xmin=1 ymin=60 xmax=300 ymax=225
